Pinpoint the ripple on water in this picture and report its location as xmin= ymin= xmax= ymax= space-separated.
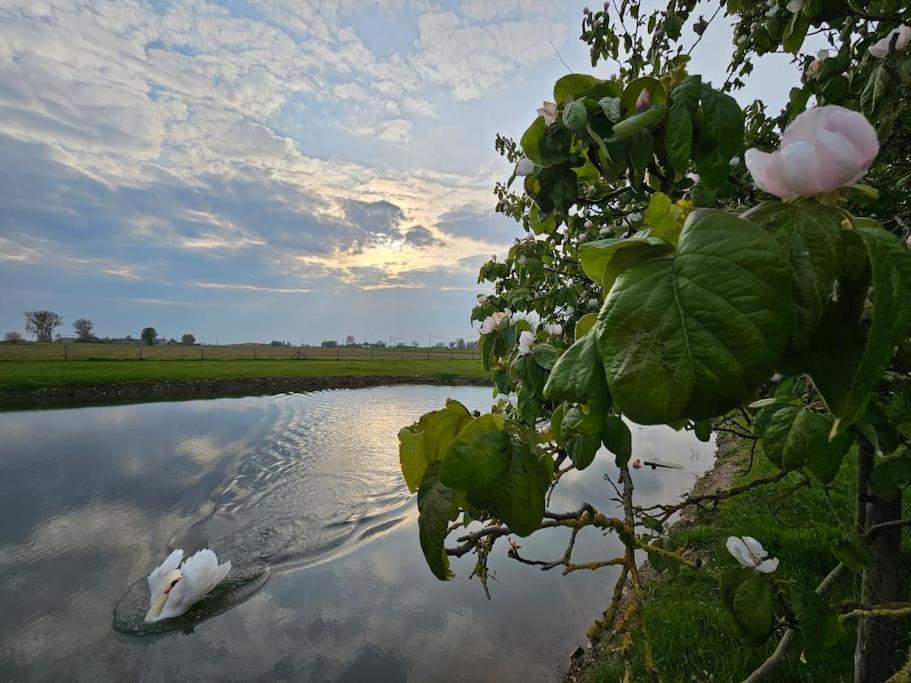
xmin=114 ymin=387 xmax=466 ymax=634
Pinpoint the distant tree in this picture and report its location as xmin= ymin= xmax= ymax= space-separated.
xmin=269 ymin=340 xmax=285 ymax=347
xmin=374 ymin=340 xmax=387 ymax=348
xmin=321 ymin=340 xmax=338 ymax=348
xmin=73 ymin=318 xmax=94 ymax=341
xmin=181 ymin=333 xmax=196 ymax=345
xmin=24 ymin=310 xmax=62 ymax=343
xmin=4 ymin=331 xmax=23 ymax=343
xmin=345 ymin=335 xmax=355 ymax=346
xmin=465 ymin=340 xmax=478 ymax=350
xmin=140 ymin=327 xmax=158 ymax=345
xmin=167 ymin=338 xmax=178 ymax=345
xmin=456 ymin=337 xmax=466 ymax=349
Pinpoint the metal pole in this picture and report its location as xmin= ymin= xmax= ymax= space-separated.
xmin=139 ymin=344 xmax=142 ymax=360
xmin=64 ymin=344 xmax=67 ymax=361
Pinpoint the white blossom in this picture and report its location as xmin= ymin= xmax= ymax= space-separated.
xmin=786 ymin=0 xmax=804 ymax=12
xmin=518 ymin=330 xmax=535 ymax=355
xmin=730 ymin=156 xmax=741 ymax=166
xmin=518 ymin=255 xmax=527 ymax=265
xmin=544 ymin=323 xmax=563 ymax=336
xmin=537 ymin=101 xmax=558 ymax=126
xmin=726 ymin=536 xmax=779 ymax=573
xmin=515 ymin=157 xmax=536 ymax=176
xmin=480 ymin=310 xmax=511 ymax=335
xmin=477 ymin=294 xmax=488 ymax=305
xmin=588 ymin=297 xmax=599 ymax=307
xmin=627 ymin=211 xmax=643 ymax=223
xmin=584 ymin=219 xmax=594 ymax=229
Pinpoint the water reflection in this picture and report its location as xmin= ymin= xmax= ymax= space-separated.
xmin=0 ymin=386 xmax=714 ymax=681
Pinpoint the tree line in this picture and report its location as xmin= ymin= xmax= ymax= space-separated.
xmin=3 ymin=311 xmax=196 ymax=346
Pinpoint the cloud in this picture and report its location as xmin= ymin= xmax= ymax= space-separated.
xmin=403 ymin=226 xmax=445 ymax=248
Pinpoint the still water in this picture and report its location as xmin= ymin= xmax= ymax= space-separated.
xmin=0 ymin=385 xmax=715 ymax=681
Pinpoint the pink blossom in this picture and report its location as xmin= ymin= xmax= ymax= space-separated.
xmin=745 ymin=106 xmax=879 ymax=199
xmin=635 ymin=88 xmax=651 ymax=113
xmin=869 ymin=25 xmax=911 ymax=58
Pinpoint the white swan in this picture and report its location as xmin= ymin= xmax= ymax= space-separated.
xmin=144 ymin=548 xmax=231 ymax=622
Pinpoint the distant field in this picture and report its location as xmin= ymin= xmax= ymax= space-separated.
xmin=0 ymin=343 xmax=480 ymax=362
xmin=0 ymin=359 xmax=488 ymax=391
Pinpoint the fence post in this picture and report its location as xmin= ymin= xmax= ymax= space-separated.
xmin=401 ymin=349 xmax=404 ymax=361
xmin=253 ymin=345 xmax=256 ymax=360
xmin=371 ymin=348 xmax=374 ymax=360
xmin=139 ymin=344 xmax=142 ymax=361
xmin=337 ymin=347 xmax=340 ymax=360
xmin=64 ymin=344 xmax=68 ymax=361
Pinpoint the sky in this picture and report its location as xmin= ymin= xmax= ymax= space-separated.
xmin=0 ymin=0 xmax=805 ymax=345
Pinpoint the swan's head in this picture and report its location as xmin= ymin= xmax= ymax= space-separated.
xmin=145 ymin=568 xmax=183 ymax=622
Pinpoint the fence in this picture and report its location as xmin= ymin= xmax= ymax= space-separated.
xmin=0 ymin=343 xmax=481 ymax=362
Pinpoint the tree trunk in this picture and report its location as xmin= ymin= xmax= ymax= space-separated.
xmin=854 ymin=441 xmax=904 ymax=682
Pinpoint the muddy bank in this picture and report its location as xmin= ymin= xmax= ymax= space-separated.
xmin=0 ymin=375 xmax=491 ymax=409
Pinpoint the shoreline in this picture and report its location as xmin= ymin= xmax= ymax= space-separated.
xmin=564 ymin=430 xmax=742 ymax=681
xmin=0 ymin=375 xmax=491 ymax=409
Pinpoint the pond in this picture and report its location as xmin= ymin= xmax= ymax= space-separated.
xmin=0 ymin=385 xmax=715 ymax=681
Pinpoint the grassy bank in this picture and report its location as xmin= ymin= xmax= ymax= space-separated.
xmin=580 ymin=441 xmax=910 ymax=682
xmin=0 ymin=359 xmax=488 ymax=392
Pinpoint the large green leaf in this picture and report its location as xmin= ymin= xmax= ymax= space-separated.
xmin=598 ymin=209 xmax=790 ymax=424
xmin=399 ymin=400 xmax=473 ymax=492
xmin=732 ymin=576 xmax=776 ymax=640
xmin=644 ymin=191 xmax=688 ymax=245
xmin=602 ymin=415 xmax=632 ymax=467
xmin=543 ymin=328 xmax=610 ymax=408
xmin=417 ymin=462 xmax=456 ymax=580
xmin=666 ymin=75 xmax=701 ymax=178
xmin=790 ymin=588 xmax=843 ymax=658
xmin=560 ymin=405 xmax=603 ymax=470
xmin=554 ymin=73 xmax=602 ymax=104
xmin=579 ymin=236 xmax=674 ymax=291
xmin=799 ymin=223 xmax=911 ymax=433
xmin=762 ymin=405 xmax=849 ymax=479
xmin=439 ymin=417 xmax=548 ymax=536
xmin=743 ymin=200 xmax=843 ymax=349
xmin=694 ymin=86 xmax=743 ymax=190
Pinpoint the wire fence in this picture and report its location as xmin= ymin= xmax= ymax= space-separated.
xmin=0 ymin=343 xmax=481 ymax=362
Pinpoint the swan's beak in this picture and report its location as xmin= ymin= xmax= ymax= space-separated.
xmin=145 ymin=591 xmax=169 ymax=622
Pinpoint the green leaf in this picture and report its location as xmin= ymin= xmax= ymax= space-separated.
xmin=439 ymin=413 xmax=511 ymax=492
xmin=417 ymin=462 xmax=456 ymax=580
xmin=479 ymin=324 xmax=515 ymax=371
xmin=694 ymin=420 xmax=712 ymax=442
xmin=732 ymin=576 xmax=776 ymax=640
xmin=782 ymin=11 xmax=810 ymax=53
xmin=561 ymin=405 xmax=603 ymax=470
xmin=761 ymin=406 xmax=849 ymax=479
xmin=644 ymin=191 xmax=687 ymax=245
xmin=579 ymin=236 xmax=674 ymax=291
xmin=612 ymin=107 xmax=666 ymax=141
xmin=720 ymin=567 xmax=755 ymax=608
xmin=562 ymin=100 xmax=588 ymax=131
xmin=694 ymin=86 xmax=743 ymax=190
xmin=531 ymin=343 xmax=560 ymax=370
xmin=743 ymin=200 xmax=843 ymax=350
xmin=861 ymin=62 xmax=893 ymax=116
xmin=574 ymin=312 xmax=598 ymax=340
xmin=520 ymin=116 xmax=546 ymax=166
xmin=871 ymin=447 xmax=911 ymax=497
xmin=602 ymin=415 xmax=632 ymax=467
xmin=831 ymin=535 xmax=872 ymax=572
xmin=598 ymin=209 xmax=790 ymax=424
xmin=543 ymin=329 xmax=611 ymax=408
xmin=399 ymin=400 xmax=473 ymax=492
xmin=554 ymin=74 xmax=602 ymax=104
xmin=799 ymin=224 xmax=911 ymax=433
xmin=439 ymin=417 xmax=548 ymax=536
xmin=790 ymin=588 xmax=843 ymax=657
xmin=666 ymin=75 xmax=701 ymax=177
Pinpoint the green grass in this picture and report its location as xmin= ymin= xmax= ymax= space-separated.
xmin=583 ymin=443 xmax=911 ymax=683
xmin=0 ymin=359 xmax=488 ymax=391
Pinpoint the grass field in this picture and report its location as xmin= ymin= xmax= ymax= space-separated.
xmin=582 ymin=443 xmax=911 ymax=682
xmin=0 ymin=359 xmax=488 ymax=391
xmin=0 ymin=343 xmax=480 ymax=362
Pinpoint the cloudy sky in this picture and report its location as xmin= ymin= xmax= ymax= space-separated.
xmin=0 ymin=0 xmax=803 ymax=344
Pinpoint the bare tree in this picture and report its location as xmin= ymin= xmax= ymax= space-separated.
xmin=73 ymin=318 xmax=94 ymax=342
xmin=181 ymin=333 xmax=196 ymax=345
xmin=345 ymin=335 xmax=356 ymax=346
xmin=24 ymin=311 xmax=62 ymax=343
xmin=4 ymin=331 xmax=23 ymax=343
xmin=140 ymin=327 xmax=158 ymax=346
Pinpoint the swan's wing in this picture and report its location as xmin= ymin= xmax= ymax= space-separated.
xmin=147 ymin=548 xmax=183 ymax=595
xmin=181 ymin=549 xmax=230 ymax=602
